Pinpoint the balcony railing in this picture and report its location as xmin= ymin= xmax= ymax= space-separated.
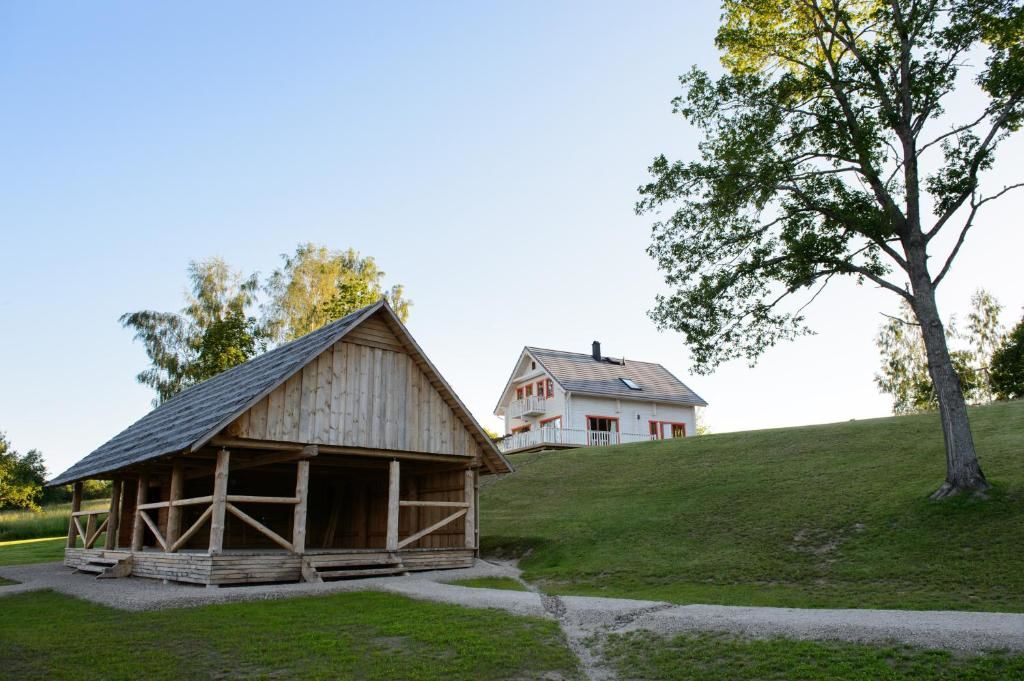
xmin=498 ymin=427 xmax=656 ymax=453
xmin=508 ymin=396 xmax=546 ymax=419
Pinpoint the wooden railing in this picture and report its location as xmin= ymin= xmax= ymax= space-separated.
xmin=70 ymin=508 xmax=110 ymax=549
xmin=498 ymin=428 xmax=657 ymax=452
xmin=508 ymin=396 xmax=546 ymax=419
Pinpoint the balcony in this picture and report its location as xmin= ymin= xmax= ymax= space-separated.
xmin=497 ymin=427 xmax=656 ymax=454
xmin=508 ymin=396 xmax=546 ymax=419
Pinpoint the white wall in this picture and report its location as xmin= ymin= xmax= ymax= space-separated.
xmin=566 ymin=394 xmax=696 ymax=437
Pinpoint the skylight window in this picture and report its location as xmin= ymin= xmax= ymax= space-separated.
xmin=620 ymin=378 xmax=642 ymax=390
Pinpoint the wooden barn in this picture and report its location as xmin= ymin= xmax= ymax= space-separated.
xmin=49 ymin=300 xmax=512 ymax=586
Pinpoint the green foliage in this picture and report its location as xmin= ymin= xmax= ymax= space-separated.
xmin=603 ymin=631 xmax=1024 ymax=680
xmin=0 ymin=590 xmax=579 ymax=681
xmin=121 ymin=258 xmax=268 ymax=404
xmin=0 ymin=433 xmax=46 ymax=511
xmin=992 ymin=314 xmax=1024 ymax=399
xmin=875 ymin=290 xmax=1003 ymax=414
xmin=638 ymin=0 xmax=1024 ymax=372
xmin=0 ymin=499 xmax=108 ymax=542
xmin=482 ymin=400 xmax=1024 ymax=612
xmin=0 ymin=538 xmax=66 ymax=566
xmin=264 ymin=243 xmax=411 ymax=342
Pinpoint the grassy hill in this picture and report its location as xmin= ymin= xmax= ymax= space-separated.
xmin=480 ymin=400 xmax=1024 ymax=612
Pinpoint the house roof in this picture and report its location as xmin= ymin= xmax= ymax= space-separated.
xmin=50 ymin=301 xmax=510 ymax=485
xmin=497 ymin=346 xmax=707 ymax=410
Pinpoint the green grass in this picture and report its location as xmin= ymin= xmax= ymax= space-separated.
xmin=602 ymin=631 xmax=1024 ymax=680
xmin=449 ymin=576 xmax=530 ymax=591
xmin=0 ymin=590 xmax=580 ymax=681
xmin=482 ymin=400 xmax=1024 ymax=611
xmin=0 ymin=537 xmax=66 ymax=566
xmin=0 ymin=577 xmax=16 ymax=586
xmin=0 ymin=499 xmax=108 ymax=542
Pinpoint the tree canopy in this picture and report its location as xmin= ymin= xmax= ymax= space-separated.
xmin=638 ymin=0 xmax=1023 ymax=497
xmin=121 ymin=258 xmax=267 ymax=404
xmin=263 ymin=243 xmax=411 ymax=342
xmin=0 ymin=432 xmax=46 ymax=511
xmin=991 ymin=313 xmax=1024 ymax=399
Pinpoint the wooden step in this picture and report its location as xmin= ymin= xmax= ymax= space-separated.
xmin=75 ymin=563 xmax=106 ymax=574
xmin=304 ymin=553 xmax=399 ymax=568
xmin=317 ymin=566 xmax=407 ymax=580
xmin=86 ymin=558 xmax=119 ymax=567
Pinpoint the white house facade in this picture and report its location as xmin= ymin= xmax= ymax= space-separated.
xmin=493 ymin=342 xmax=707 ymax=454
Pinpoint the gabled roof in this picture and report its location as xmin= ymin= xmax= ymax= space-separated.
xmin=51 ymin=301 xmax=510 ymax=485
xmin=495 ymin=346 xmax=707 ymax=414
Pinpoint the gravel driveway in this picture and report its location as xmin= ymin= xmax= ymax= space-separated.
xmin=2 ymin=559 xmax=1022 ymax=659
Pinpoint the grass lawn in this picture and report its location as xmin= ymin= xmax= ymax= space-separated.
xmin=602 ymin=631 xmax=1024 ymax=680
xmin=0 ymin=577 xmax=16 ymax=585
xmin=449 ymin=576 xmax=530 ymax=591
xmin=482 ymin=400 xmax=1024 ymax=612
xmin=0 ymin=499 xmax=108 ymax=542
xmin=0 ymin=537 xmax=67 ymax=566
xmin=0 ymin=590 xmax=580 ymax=681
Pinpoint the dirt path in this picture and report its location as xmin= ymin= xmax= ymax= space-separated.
xmin=3 ymin=559 xmax=1023 ymax=680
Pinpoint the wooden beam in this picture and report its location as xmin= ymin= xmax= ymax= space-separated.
xmin=229 ymin=445 xmax=319 ymax=474
xmin=464 ymin=469 xmax=476 ymax=550
xmin=138 ymin=510 xmax=168 ymax=551
xmin=169 ymin=505 xmax=213 ymax=552
xmin=399 ymin=500 xmax=469 ymax=508
xmin=131 ymin=473 xmax=149 ymax=552
xmin=291 ymin=460 xmax=310 ymax=554
xmin=66 ymin=482 xmax=83 ymax=549
xmin=104 ymin=480 xmax=122 ymax=550
xmin=208 ymin=449 xmax=230 ymax=555
xmin=398 ymin=509 xmax=467 ymax=550
xmin=226 ymin=495 xmax=299 ymax=504
xmin=208 ymin=437 xmax=469 ymax=465
xmin=165 ymin=460 xmax=185 ymax=551
xmin=226 ymin=503 xmax=293 ymax=552
xmin=86 ymin=515 xmax=109 ymax=549
xmin=386 ymin=460 xmax=400 ymax=551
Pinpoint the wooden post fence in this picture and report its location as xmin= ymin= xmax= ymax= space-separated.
xmin=104 ymin=480 xmax=122 ymax=550
xmin=292 ymin=460 xmax=310 ymax=554
xmin=165 ymin=461 xmax=185 ymax=551
xmin=386 ymin=460 xmax=400 ymax=551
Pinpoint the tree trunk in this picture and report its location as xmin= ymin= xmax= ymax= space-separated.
xmin=911 ymin=283 xmax=990 ymax=498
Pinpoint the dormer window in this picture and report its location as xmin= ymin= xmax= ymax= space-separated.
xmin=620 ymin=378 xmax=642 ymax=391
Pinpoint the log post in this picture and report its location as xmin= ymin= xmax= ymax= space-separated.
xmin=386 ymin=459 xmax=400 ymax=551
xmin=165 ymin=460 xmax=185 ymax=552
xmin=66 ymin=481 xmax=83 ymax=548
xmin=291 ymin=460 xmax=310 ymax=554
xmin=105 ymin=479 xmax=123 ymax=550
xmin=464 ymin=469 xmax=476 ymax=550
xmin=208 ymin=449 xmax=230 ymax=555
xmin=131 ymin=473 xmax=149 ymax=552
xmin=85 ymin=513 xmax=97 ymax=548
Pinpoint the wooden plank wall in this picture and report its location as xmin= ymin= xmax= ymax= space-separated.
xmin=227 ymin=315 xmax=484 ymax=460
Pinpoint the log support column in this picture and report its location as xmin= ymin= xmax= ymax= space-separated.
xmin=105 ymin=479 xmax=123 ymax=550
xmin=131 ymin=473 xmax=149 ymax=552
xmin=386 ymin=459 xmax=400 ymax=551
xmin=208 ymin=449 xmax=230 ymax=556
xmin=464 ymin=469 xmax=476 ymax=550
xmin=165 ymin=461 xmax=185 ymax=552
xmin=66 ymin=482 xmax=83 ymax=548
xmin=292 ymin=460 xmax=310 ymax=554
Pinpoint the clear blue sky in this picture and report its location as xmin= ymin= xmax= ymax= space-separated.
xmin=2 ymin=2 xmax=1021 ymax=478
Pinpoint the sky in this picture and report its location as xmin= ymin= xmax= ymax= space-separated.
xmin=1 ymin=2 xmax=1021 ymax=478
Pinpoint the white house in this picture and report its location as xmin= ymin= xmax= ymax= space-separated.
xmin=493 ymin=342 xmax=707 ymax=454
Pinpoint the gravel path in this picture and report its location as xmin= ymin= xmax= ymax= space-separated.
xmin=2 ymin=560 xmax=1022 ymax=665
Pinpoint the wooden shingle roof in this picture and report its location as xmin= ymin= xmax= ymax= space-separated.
xmin=51 ymin=301 xmax=510 ymax=485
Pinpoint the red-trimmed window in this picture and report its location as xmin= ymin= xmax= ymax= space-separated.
xmin=545 ymin=378 xmax=554 ymax=398
xmin=649 ymin=421 xmax=687 ymax=439
xmin=516 ymin=387 xmax=524 ymax=400
xmin=536 ymin=380 xmax=545 ymax=397
xmin=511 ymin=424 xmax=531 ymax=434
xmin=540 ymin=415 xmax=562 ymax=429
xmin=525 ymin=383 xmax=534 ymax=397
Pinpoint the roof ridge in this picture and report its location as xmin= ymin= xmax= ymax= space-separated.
xmin=525 ymin=345 xmax=667 ymax=368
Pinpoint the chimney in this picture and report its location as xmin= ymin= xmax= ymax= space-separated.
xmin=592 ymin=340 xmax=602 ymax=362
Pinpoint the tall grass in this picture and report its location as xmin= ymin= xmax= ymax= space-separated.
xmin=0 ymin=499 xmax=108 ymax=542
